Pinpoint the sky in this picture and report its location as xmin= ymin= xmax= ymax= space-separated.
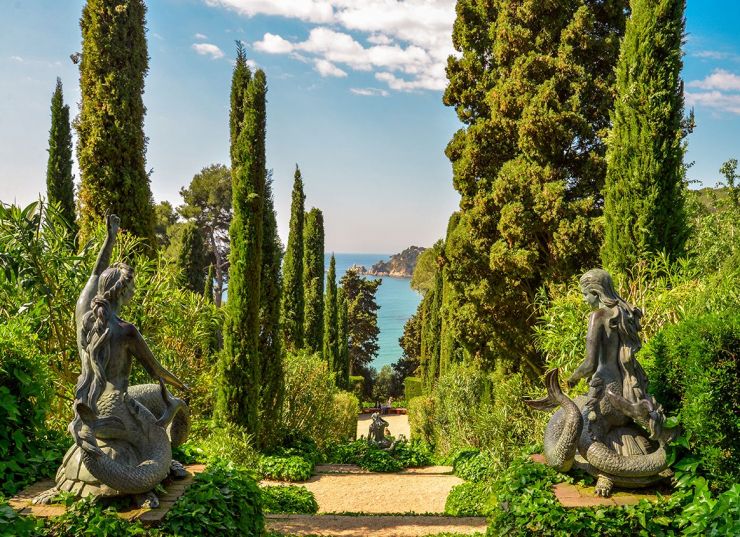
xmin=1 ymin=1 xmax=739 ymax=253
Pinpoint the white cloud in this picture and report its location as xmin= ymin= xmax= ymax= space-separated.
xmin=206 ymin=0 xmax=456 ymax=92
xmin=194 ymin=33 xmax=208 ymax=40
xmin=152 ymin=32 xmax=165 ymax=40
xmin=691 ymin=50 xmax=740 ymax=61
xmin=685 ymin=90 xmax=740 ymax=115
xmin=314 ymin=59 xmax=347 ymax=78
xmin=350 ymin=87 xmax=389 ymax=97
xmin=688 ymin=69 xmax=740 ymax=91
xmin=191 ymin=43 xmax=225 ymax=60
xmin=10 ymin=55 xmax=23 ymax=62
xmin=254 ymin=33 xmax=295 ymax=54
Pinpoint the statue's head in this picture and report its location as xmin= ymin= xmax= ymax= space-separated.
xmin=579 ymin=268 xmax=618 ymax=309
xmin=98 ymin=262 xmax=135 ymax=307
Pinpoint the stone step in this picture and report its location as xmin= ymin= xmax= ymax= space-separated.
xmin=266 ymin=514 xmax=487 ymax=537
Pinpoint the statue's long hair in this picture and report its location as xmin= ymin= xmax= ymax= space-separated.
xmin=579 ymin=268 xmax=642 ymax=352
xmin=71 ymin=263 xmax=134 ymax=436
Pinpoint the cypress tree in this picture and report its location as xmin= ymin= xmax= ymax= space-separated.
xmin=76 ymin=0 xmax=155 ymax=245
xmin=259 ymin=175 xmax=284 ymax=448
xmin=46 ymin=77 xmax=77 ymax=235
xmin=176 ymin=221 xmax=207 ymax=293
xmin=217 ymin=62 xmax=267 ymax=434
xmin=302 ymin=208 xmax=324 ymax=354
xmin=443 ymin=0 xmax=626 ymax=375
xmin=337 ymin=286 xmax=350 ymax=388
xmin=230 ymin=41 xmax=251 ymax=164
xmin=323 ymin=254 xmax=339 ymax=380
xmin=601 ymin=0 xmax=688 ymax=274
xmin=420 ymin=270 xmax=442 ymax=391
xmin=204 ymin=264 xmax=215 ymax=303
xmin=281 ymin=166 xmax=306 ymax=351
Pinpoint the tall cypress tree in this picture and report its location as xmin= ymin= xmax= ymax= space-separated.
xmin=601 ymin=0 xmax=688 ymax=274
xmin=302 ymin=208 xmax=324 ymax=354
xmin=76 ymin=0 xmax=155 ymax=245
xmin=420 ymin=270 xmax=443 ymax=391
xmin=323 ymin=254 xmax=339 ymax=381
xmin=337 ymin=286 xmax=350 ymax=389
xmin=176 ymin=221 xmax=207 ymax=293
xmin=230 ymin=41 xmax=251 ymax=164
xmin=281 ymin=166 xmax=306 ymax=352
xmin=217 ymin=61 xmax=267 ymax=434
xmin=259 ymin=175 xmax=284 ymax=448
xmin=443 ymin=0 xmax=627 ymax=375
xmin=46 ymin=77 xmax=76 ymax=235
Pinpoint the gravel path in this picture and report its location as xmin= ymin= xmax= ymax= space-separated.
xmin=356 ymin=413 xmax=411 ymax=439
xmin=266 ymin=514 xmax=487 ymax=536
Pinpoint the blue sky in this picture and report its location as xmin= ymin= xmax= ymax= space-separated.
xmin=1 ymin=1 xmax=739 ymax=253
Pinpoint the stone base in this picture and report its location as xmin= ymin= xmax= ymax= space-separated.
xmin=8 ymin=464 xmax=206 ymax=526
xmin=529 ymin=455 xmax=670 ymax=508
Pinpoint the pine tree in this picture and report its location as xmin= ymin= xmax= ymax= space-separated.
xmin=46 ymin=77 xmax=76 ymax=235
xmin=258 ymin=175 xmax=284 ymax=449
xmin=76 ymin=0 xmax=155 ymax=245
xmin=217 ymin=59 xmax=266 ymax=434
xmin=176 ymin=222 xmax=207 ymax=293
xmin=302 ymin=208 xmax=324 ymax=354
xmin=204 ymin=264 xmax=215 ymax=303
xmin=339 ymin=269 xmax=381 ymax=376
xmin=601 ymin=0 xmax=688 ymax=274
xmin=323 ymin=254 xmax=339 ymax=381
xmin=337 ymin=286 xmax=350 ymax=389
xmin=281 ymin=166 xmax=306 ymax=351
xmin=443 ymin=0 xmax=627 ymax=375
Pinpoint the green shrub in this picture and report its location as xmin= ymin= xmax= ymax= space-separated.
xmin=272 ymin=434 xmax=323 ymax=466
xmin=392 ymin=440 xmax=434 ymax=468
xmin=324 ymin=439 xmax=430 ymax=472
xmin=445 ymin=481 xmax=495 ymax=516
xmin=328 ymin=391 xmax=360 ymax=443
xmin=453 ymin=450 xmax=499 ymax=483
xmin=358 ymin=448 xmax=403 ymax=473
xmin=641 ymin=312 xmax=739 ymax=490
xmin=404 ymin=376 xmax=423 ymax=399
xmin=44 ymin=496 xmax=151 ymax=536
xmin=349 ymin=375 xmax=364 ymax=400
xmin=408 ymin=395 xmax=435 ymax=446
xmin=260 ymin=485 xmax=318 ymax=514
xmin=184 ymin=421 xmax=260 ymax=468
xmin=259 ymin=455 xmax=313 ymax=482
xmin=162 ymin=461 xmax=264 ymax=537
xmin=0 ymin=501 xmax=42 ymax=537
xmin=324 ymin=439 xmax=366 ymax=464
xmin=0 ymin=319 xmax=62 ymax=496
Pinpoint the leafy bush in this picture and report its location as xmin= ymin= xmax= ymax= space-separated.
xmin=349 ymin=375 xmax=364 ymax=399
xmin=44 ymin=496 xmax=152 ymax=536
xmin=271 ymin=434 xmax=323 ymax=466
xmin=260 ymin=485 xmax=318 ymax=514
xmin=408 ymin=395 xmax=435 ymax=446
xmin=259 ymin=455 xmax=313 ymax=482
xmin=281 ymin=352 xmax=358 ymax=450
xmin=404 ymin=376 xmax=423 ymax=399
xmin=392 ymin=440 xmax=434 ymax=468
xmin=445 ymin=481 xmax=495 ymax=516
xmin=0 ymin=319 xmax=63 ymax=496
xmin=641 ymin=312 xmax=739 ymax=490
xmin=324 ymin=439 xmax=431 ymax=472
xmin=186 ymin=421 xmax=260 ymax=468
xmin=0 ymin=501 xmax=42 ymax=537
xmin=358 ymin=448 xmax=403 ymax=473
xmin=162 ymin=461 xmax=264 ymax=537
xmin=452 ymin=450 xmax=499 ymax=483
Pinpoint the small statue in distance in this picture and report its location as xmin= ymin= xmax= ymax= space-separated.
xmin=368 ymin=412 xmax=392 ymax=449
xmin=34 ymin=215 xmax=190 ymax=508
xmin=525 ymin=268 xmax=677 ymax=497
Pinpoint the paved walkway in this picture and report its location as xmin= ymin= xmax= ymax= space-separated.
xmin=267 ymin=514 xmax=487 ymax=536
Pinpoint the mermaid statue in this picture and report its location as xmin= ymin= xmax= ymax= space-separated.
xmin=525 ymin=268 xmax=676 ymax=496
xmin=34 ymin=215 xmax=190 ymax=508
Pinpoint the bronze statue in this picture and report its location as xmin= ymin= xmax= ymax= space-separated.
xmin=526 ymin=269 xmax=676 ymax=496
xmin=34 ymin=215 xmax=190 ymax=508
xmin=368 ymin=412 xmax=391 ymax=448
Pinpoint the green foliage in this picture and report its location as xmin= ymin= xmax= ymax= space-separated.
xmin=260 ymin=485 xmax=318 ymax=514
xmin=452 ymin=450 xmax=499 ymax=483
xmin=281 ymin=352 xmax=358 ymax=450
xmin=337 ymin=287 xmax=350 ymax=388
xmin=404 ymin=377 xmax=423 ymax=399
xmin=76 ymin=0 xmax=155 ymax=246
xmin=443 ymin=0 xmax=627 ymax=375
xmin=641 ymin=312 xmax=739 ymax=490
xmin=281 ymin=165 xmax=306 ymax=352
xmin=186 ymin=421 xmax=260 ymax=468
xmin=163 ymin=461 xmax=264 ymax=537
xmin=391 ymin=440 xmax=434 ymax=469
xmin=395 ymin=313 xmax=421 ymax=382
xmin=0 ymin=318 xmax=63 ymax=496
xmin=445 ymin=481 xmax=495 ymax=517
xmin=687 ymin=180 xmax=739 ymax=275
xmin=259 ymin=176 xmax=284 ymax=450
xmin=323 ymin=255 xmax=340 ymax=381
xmin=218 ymin=62 xmax=266 ymax=435
xmin=178 ymin=164 xmax=232 ymax=307
xmin=45 ymin=496 xmax=152 ymax=536
xmin=176 ymin=222 xmax=207 ymax=293
xmin=154 ymin=201 xmax=179 ymax=251
xmin=340 ymin=269 xmax=381 ymax=374
xmin=45 ymin=77 xmax=76 ymax=236
xmin=372 ymin=365 xmax=396 ymax=400
xmin=325 ymin=439 xmax=432 ymax=472
xmin=408 ymin=395 xmax=436 ymax=446
xmin=0 ymin=500 xmax=42 ymax=536
xmin=420 ymin=269 xmax=443 ymax=389
xmin=410 ymin=241 xmax=442 ymax=294
xmin=357 ymin=448 xmax=402 ymax=473
xmin=349 ymin=375 xmax=364 ymax=399
xmin=302 ymin=208 xmax=324 ymax=354
xmin=259 ymin=455 xmax=313 ymax=482
xmin=602 ymin=0 xmax=688 ymax=274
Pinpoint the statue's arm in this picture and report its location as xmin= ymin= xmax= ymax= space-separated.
xmin=130 ymin=327 xmax=187 ymax=390
xmin=92 ymin=214 xmax=120 ymax=277
xmin=568 ymin=310 xmax=603 ymax=387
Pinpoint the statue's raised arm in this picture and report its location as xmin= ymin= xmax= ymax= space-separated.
xmin=76 ymin=214 xmax=120 ymax=322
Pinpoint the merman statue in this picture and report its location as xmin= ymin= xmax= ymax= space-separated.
xmin=34 ymin=215 xmax=190 ymax=508
xmin=525 ymin=268 xmax=676 ymax=496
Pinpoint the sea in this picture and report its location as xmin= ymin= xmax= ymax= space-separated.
xmin=329 ymin=253 xmax=422 ymax=371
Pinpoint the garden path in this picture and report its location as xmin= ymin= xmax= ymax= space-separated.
xmin=356 ymin=412 xmax=411 ymax=439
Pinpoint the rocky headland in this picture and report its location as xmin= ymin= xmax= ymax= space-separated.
xmin=352 ymin=246 xmax=426 ymax=278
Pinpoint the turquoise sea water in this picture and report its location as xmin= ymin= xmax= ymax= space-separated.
xmin=329 ymin=253 xmax=422 ymax=371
